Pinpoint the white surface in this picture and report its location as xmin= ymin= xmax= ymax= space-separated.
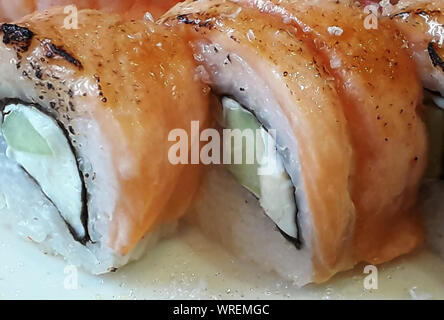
xmin=0 ymin=221 xmax=443 ymax=300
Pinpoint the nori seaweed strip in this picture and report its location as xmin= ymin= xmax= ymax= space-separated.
xmin=278 ymin=229 xmax=302 ymax=250
xmin=428 ymin=42 xmax=444 ymax=72
xmin=425 ymin=87 xmax=443 ymax=96
xmin=0 ymin=98 xmax=90 ymax=245
xmin=277 ymin=185 xmax=302 ymax=250
xmin=19 ymin=166 xmax=89 ymax=245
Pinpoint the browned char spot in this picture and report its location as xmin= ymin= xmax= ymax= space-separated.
xmin=1 ymin=24 xmax=34 ymax=52
xmin=43 ymin=41 xmax=83 ymax=69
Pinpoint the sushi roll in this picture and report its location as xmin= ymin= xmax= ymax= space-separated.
xmin=0 ymin=8 xmax=209 ymax=273
xmin=162 ymin=0 xmax=427 ymax=284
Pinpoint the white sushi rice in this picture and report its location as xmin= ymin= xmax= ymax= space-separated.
xmin=189 ymin=166 xmax=313 ymax=286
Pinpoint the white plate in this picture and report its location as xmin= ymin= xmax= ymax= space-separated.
xmin=0 ymin=221 xmax=443 ymax=300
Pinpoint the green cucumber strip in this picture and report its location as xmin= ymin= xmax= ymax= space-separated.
xmin=2 ymin=109 xmax=53 ymax=156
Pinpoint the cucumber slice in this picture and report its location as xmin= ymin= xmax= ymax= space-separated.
xmin=2 ymin=110 xmax=52 ymax=155
xmin=222 ymin=97 xmax=262 ymax=197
